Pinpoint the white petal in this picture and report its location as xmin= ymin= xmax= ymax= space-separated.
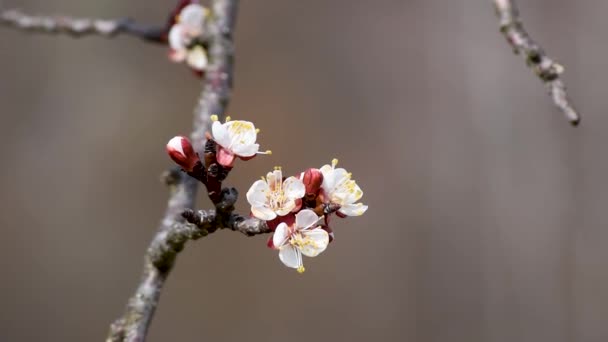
xmin=251 ymin=205 xmax=276 ymax=221
xmin=273 ymin=223 xmax=290 ymax=248
xmin=319 ymin=164 xmax=333 ymax=174
xmin=225 ymin=121 xmax=257 ymax=145
xmin=347 ymin=182 xmax=364 ymax=202
xmin=300 ymin=228 xmax=329 ymax=257
xmin=338 ymin=203 xmax=368 ymax=216
xmin=180 ymin=4 xmax=207 ymax=28
xmin=295 ymin=209 xmax=320 ymax=230
xmin=167 ymin=136 xmax=185 ymax=155
xmin=332 ymin=180 xmax=364 ymax=205
xmin=321 ymin=168 xmax=349 ymax=193
xmin=212 ymin=121 xmax=230 ymax=147
xmin=231 ymin=143 xmax=259 ymax=157
xmin=275 ymin=200 xmax=296 ymax=216
xmin=283 ymin=177 xmax=305 ymax=200
xmin=278 ymin=245 xmax=301 ymax=269
xmin=168 ymin=25 xmax=185 ymax=50
xmin=246 ymin=180 xmax=270 ymax=206
xmin=224 ymin=121 xmax=257 ymax=154
xmin=186 ymin=46 xmax=208 ymax=71
xmin=266 ymin=170 xmax=282 ymax=189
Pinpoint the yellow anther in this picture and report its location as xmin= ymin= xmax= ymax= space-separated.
xmin=265 ymin=150 xmax=272 ymax=155
xmin=332 ymin=158 xmax=339 ymax=168
xmin=210 ymin=115 xmax=219 ymax=122
xmin=297 ymin=266 xmax=306 ymax=274
xmin=255 ymin=128 xmax=260 ymax=133
xmin=225 ymin=116 xmax=231 ymax=122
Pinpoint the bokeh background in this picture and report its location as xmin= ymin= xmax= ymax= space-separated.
xmin=0 ymin=0 xmax=606 ymax=341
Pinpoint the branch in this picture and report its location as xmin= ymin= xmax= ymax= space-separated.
xmin=107 ymin=183 xmax=269 ymax=342
xmin=0 ymin=8 xmax=165 ymax=42
xmin=493 ymin=0 xmax=581 ymax=126
xmin=106 ymin=0 xmax=241 ymax=341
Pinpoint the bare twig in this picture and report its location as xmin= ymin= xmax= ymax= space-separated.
xmin=0 ymin=8 xmax=165 ymax=42
xmin=106 ymin=0 xmax=241 ymax=341
xmin=493 ymin=0 xmax=581 ymax=126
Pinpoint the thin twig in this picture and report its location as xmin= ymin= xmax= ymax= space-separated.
xmin=106 ymin=0 xmax=241 ymax=341
xmin=493 ymin=0 xmax=581 ymax=126
xmin=0 ymin=8 xmax=165 ymax=42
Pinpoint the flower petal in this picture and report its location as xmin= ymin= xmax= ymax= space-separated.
xmin=246 ymin=180 xmax=270 ymax=206
xmin=273 ymin=223 xmax=290 ymax=248
xmin=251 ymin=205 xmax=276 ymax=221
xmin=266 ymin=170 xmax=282 ymax=190
xmin=211 ymin=121 xmax=230 ymax=147
xmin=225 ymin=120 xmax=257 ymax=145
xmin=295 ymin=209 xmax=320 ymax=230
xmin=168 ymin=25 xmax=185 ymax=50
xmin=180 ymin=4 xmax=206 ymax=28
xmin=231 ymin=142 xmax=259 ymax=157
xmin=332 ymin=180 xmax=364 ymax=205
xmin=275 ymin=200 xmax=296 ymax=216
xmin=278 ymin=245 xmax=301 ymax=269
xmin=338 ymin=203 xmax=368 ymax=216
xmin=321 ymin=167 xmax=349 ymax=193
xmin=300 ymin=228 xmax=329 ymax=257
xmin=186 ymin=46 xmax=208 ymax=71
xmin=283 ymin=177 xmax=305 ymax=200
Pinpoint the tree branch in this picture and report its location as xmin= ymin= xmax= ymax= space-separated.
xmin=493 ymin=0 xmax=581 ymax=126
xmin=106 ymin=0 xmax=241 ymax=341
xmin=0 ymin=8 xmax=165 ymax=42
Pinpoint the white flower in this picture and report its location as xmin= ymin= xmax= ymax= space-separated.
xmin=320 ymin=159 xmax=368 ymax=217
xmin=168 ymin=4 xmax=209 ymax=71
xmin=272 ymin=209 xmax=329 ymax=273
xmin=247 ymin=168 xmax=305 ymax=221
xmin=211 ymin=115 xmax=270 ymax=167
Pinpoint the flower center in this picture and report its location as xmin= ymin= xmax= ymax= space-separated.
xmin=268 ymin=185 xmax=287 ymax=210
xmin=289 ymin=232 xmax=319 ymax=250
xmin=266 ymin=171 xmax=288 ymax=210
xmin=228 ymin=121 xmax=254 ymax=135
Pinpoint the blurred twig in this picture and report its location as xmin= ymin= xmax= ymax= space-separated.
xmin=106 ymin=1 xmax=243 ymax=341
xmin=493 ymin=0 xmax=581 ymax=126
xmin=0 ymin=8 xmax=165 ymax=42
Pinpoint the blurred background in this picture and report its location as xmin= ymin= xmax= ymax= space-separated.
xmin=0 ymin=0 xmax=605 ymax=341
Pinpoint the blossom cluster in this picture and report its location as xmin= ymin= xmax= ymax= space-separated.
xmin=247 ymin=160 xmax=367 ymax=273
xmin=167 ymin=117 xmax=367 ymax=273
xmin=167 ymin=3 xmax=209 ymax=73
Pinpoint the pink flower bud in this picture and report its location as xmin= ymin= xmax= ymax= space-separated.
xmin=166 ymin=136 xmax=200 ymax=172
xmin=300 ymin=168 xmax=323 ymax=196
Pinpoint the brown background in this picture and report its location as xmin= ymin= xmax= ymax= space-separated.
xmin=0 ymin=0 xmax=605 ymax=341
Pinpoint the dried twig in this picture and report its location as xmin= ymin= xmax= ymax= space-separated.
xmin=106 ymin=0 xmax=241 ymax=341
xmin=0 ymin=8 xmax=165 ymax=42
xmin=493 ymin=0 xmax=581 ymax=126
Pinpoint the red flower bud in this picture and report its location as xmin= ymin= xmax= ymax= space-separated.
xmin=166 ymin=136 xmax=200 ymax=172
xmin=300 ymin=168 xmax=323 ymax=196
